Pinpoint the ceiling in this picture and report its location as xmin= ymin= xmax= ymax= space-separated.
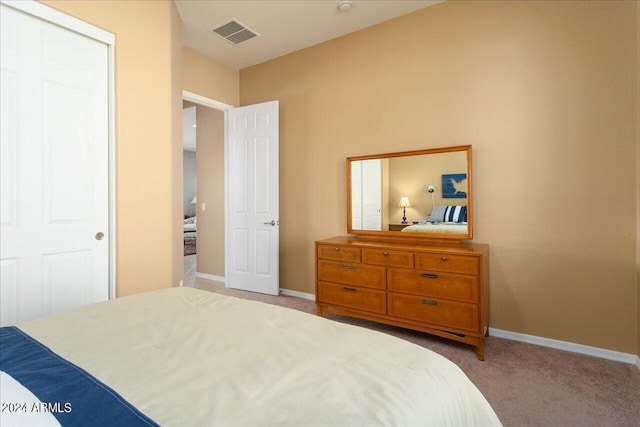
xmin=175 ymin=0 xmax=443 ymax=70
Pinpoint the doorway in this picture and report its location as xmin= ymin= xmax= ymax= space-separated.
xmin=182 ymin=104 xmax=198 ymax=282
xmin=182 ymin=95 xmax=227 ymax=286
xmin=181 ymin=92 xmax=280 ymax=295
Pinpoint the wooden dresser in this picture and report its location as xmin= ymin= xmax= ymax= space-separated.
xmin=315 ymin=236 xmax=490 ymax=360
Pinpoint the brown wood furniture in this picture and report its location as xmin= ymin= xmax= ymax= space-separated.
xmin=388 ymin=223 xmax=410 ymax=231
xmin=315 ymin=236 xmax=490 ymax=360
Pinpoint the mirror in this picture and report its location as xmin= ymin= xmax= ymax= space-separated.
xmin=347 ymin=145 xmax=472 ymax=241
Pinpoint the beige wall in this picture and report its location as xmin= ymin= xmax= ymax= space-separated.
xmin=240 ymin=1 xmax=638 ymax=354
xmin=42 ymin=0 xmax=183 ymax=295
xmin=195 ymin=106 xmax=226 ymax=278
xmin=171 ymin=3 xmax=184 ymax=287
xmin=183 ymin=46 xmax=239 ymax=107
xmin=636 ymin=2 xmax=640 ymax=358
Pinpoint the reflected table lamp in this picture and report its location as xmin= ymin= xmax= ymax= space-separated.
xmin=398 ymin=196 xmax=411 ymax=224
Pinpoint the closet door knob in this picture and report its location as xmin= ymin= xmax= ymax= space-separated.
xmin=95 ymin=232 xmax=105 ymax=241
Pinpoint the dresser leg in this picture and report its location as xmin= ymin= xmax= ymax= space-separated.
xmin=476 ymin=340 xmax=485 ymax=361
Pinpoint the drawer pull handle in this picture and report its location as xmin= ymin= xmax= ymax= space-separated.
xmin=343 ymin=264 xmax=357 ymax=269
xmin=383 ymin=252 xmax=389 ymax=256
xmin=421 ymin=299 xmax=438 ymax=306
xmin=421 ymin=273 xmax=438 ymax=279
xmin=335 ymin=247 xmax=340 ymax=251
xmin=343 ymin=287 xmax=357 ymax=292
xmin=441 ymin=256 xmax=447 ymax=261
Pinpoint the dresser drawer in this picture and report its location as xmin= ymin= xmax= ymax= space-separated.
xmin=318 ymin=281 xmax=386 ymax=314
xmin=387 ymin=268 xmax=478 ymax=303
xmin=317 ymin=259 xmax=386 ymax=290
xmin=388 ymin=293 xmax=479 ymax=332
xmin=317 ymin=244 xmax=361 ymax=263
xmin=362 ymin=249 xmax=413 ymax=268
xmin=415 ymin=253 xmax=479 ymax=275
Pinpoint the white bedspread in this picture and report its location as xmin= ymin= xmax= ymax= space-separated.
xmin=402 ymin=222 xmax=468 ymax=234
xmin=16 ymin=288 xmax=501 ymax=426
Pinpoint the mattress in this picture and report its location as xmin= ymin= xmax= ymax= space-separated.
xmin=1 ymin=287 xmax=502 ymax=426
xmin=402 ymin=222 xmax=468 ymax=234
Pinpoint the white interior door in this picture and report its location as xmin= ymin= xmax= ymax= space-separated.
xmin=362 ymin=159 xmax=382 ymax=230
xmin=0 ymin=2 xmax=111 ymax=326
xmin=227 ymin=101 xmax=279 ymax=295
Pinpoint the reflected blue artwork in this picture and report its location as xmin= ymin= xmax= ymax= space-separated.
xmin=442 ymin=174 xmax=467 ymax=198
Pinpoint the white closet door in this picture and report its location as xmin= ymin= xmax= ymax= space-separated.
xmin=0 ymin=3 xmax=110 ymax=325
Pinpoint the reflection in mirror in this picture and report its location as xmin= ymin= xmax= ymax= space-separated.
xmin=348 ymin=146 xmax=472 ymax=240
xmin=350 ymin=158 xmax=384 ymax=230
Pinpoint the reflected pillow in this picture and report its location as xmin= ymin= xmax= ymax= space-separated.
xmin=428 ymin=205 xmax=447 ymax=222
xmin=444 ymin=205 xmax=467 ymax=223
xmin=423 ymin=205 xmax=467 ymax=223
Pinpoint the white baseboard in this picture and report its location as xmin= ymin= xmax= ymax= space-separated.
xmin=279 ymin=288 xmax=315 ymax=300
xmin=490 ymin=328 xmax=639 ymax=367
xmin=195 ymin=272 xmax=225 ymax=283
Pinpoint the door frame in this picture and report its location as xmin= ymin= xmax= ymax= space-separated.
xmin=5 ymin=0 xmax=117 ymax=299
xmin=182 ymin=90 xmax=234 ymax=287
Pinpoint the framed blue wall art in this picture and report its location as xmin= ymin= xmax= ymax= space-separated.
xmin=442 ymin=174 xmax=467 ymax=199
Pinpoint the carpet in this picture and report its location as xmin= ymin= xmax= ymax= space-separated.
xmin=184 ymin=235 xmax=196 ymax=256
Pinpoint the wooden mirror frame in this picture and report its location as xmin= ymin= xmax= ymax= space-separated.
xmin=347 ymin=145 xmax=473 ymax=241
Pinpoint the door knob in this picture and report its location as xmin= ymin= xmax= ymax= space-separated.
xmin=263 ymin=220 xmax=276 ymax=226
xmin=95 ymin=232 xmax=105 ymax=240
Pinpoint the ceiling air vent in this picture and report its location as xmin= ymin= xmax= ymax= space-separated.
xmin=210 ymin=20 xmax=258 ymax=45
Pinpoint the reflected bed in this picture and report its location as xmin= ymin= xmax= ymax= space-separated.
xmin=402 ymin=222 xmax=468 ymax=234
xmin=1 ymin=288 xmax=501 ymax=426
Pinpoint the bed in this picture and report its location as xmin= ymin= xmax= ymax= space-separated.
xmin=0 ymin=287 xmax=502 ymax=426
xmin=402 ymin=222 xmax=468 ymax=234
xmin=183 ymin=215 xmax=196 ymax=232
xmin=183 ymin=216 xmax=197 ymax=255
xmin=403 ymin=204 xmax=468 ymax=234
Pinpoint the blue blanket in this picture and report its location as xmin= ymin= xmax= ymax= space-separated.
xmin=0 ymin=327 xmax=158 ymax=426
